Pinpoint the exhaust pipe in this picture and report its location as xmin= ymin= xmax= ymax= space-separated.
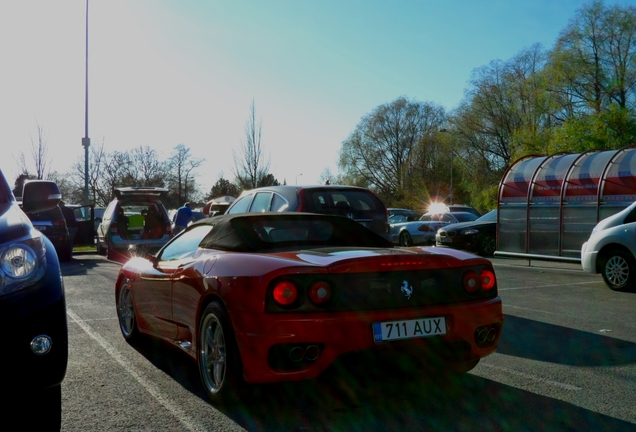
xmin=289 ymin=347 xmax=305 ymax=362
xmin=304 ymin=345 xmax=320 ymax=361
xmin=288 ymin=345 xmax=322 ymax=362
xmin=476 ymin=329 xmax=488 ymax=344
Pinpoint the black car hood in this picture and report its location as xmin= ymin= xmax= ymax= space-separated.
xmin=0 ymin=203 xmax=31 ymax=244
xmin=442 ymin=219 xmax=495 ymax=232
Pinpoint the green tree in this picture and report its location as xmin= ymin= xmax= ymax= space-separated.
xmin=207 ymin=178 xmax=241 ymax=200
xmin=338 ymin=96 xmax=445 ymax=205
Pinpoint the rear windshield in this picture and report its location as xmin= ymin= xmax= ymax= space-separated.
xmin=26 ymin=206 xmax=64 ymax=221
xmin=303 ymin=190 xmax=384 ymax=214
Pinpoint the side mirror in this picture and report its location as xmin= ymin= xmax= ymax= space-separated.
xmin=21 ymin=180 xmax=62 ymax=213
xmin=128 ymin=244 xmax=157 ymax=264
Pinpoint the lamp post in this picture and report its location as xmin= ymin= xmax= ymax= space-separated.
xmin=82 ymin=0 xmax=91 ymax=205
xmin=439 ymin=129 xmax=454 ymax=205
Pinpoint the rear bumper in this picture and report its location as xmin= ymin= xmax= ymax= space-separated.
xmin=230 ymin=297 xmax=503 ymax=384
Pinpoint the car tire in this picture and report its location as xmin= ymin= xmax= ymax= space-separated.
xmin=106 ymin=244 xmax=116 ymax=261
xmin=116 ymin=281 xmax=138 ymax=341
xmin=198 ymin=302 xmax=247 ymax=404
xmin=477 ymin=234 xmax=496 ymax=257
xmin=600 ymin=248 xmax=636 ymax=291
xmin=399 ymin=232 xmax=413 ymax=247
xmin=97 ymin=239 xmax=107 ymax=256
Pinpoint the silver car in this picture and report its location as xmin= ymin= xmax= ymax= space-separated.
xmin=96 ymin=187 xmax=172 ymax=261
xmin=391 ymin=211 xmax=478 ymax=247
xmin=581 ymin=201 xmax=636 ymax=291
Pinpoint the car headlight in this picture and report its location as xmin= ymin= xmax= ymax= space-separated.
xmin=460 ymin=229 xmax=480 ymax=236
xmin=0 ymin=234 xmax=47 ymax=296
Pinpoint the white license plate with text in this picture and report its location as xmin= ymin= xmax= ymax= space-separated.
xmin=373 ymin=317 xmax=446 ymax=342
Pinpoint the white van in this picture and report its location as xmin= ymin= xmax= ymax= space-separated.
xmin=581 ymin=202 xmax=636 ymax=291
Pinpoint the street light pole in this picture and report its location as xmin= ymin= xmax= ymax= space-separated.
xmin=450 ymin=149 xmax=453 ymax=205
xmin=82 ymin=0 xmax=91 ymax=205
xmin=439 ymin=129 xmax=454 ymax=205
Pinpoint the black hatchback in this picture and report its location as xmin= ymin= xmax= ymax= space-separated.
xmin=226 ymin=185 xmax=390 ymax=240
xmin=435 ymin=210 xmax=498 ymax=256
xmin=24 ymin=204 xmax=72 ymax=262
xmin=0 ymin=175 xmax=68 ymax=427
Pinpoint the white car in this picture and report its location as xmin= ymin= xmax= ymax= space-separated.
xmin=581 ymin=202 xmax=636 ymax=291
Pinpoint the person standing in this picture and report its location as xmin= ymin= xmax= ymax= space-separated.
xmin=173 ymin=202 xmax=194 ymax=236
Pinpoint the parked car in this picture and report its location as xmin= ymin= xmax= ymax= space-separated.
xmin=96 ymin=187 xmax=172 ymax=261
xmin=116 ymin=212 xmax=502 ymax=404
xmin=226 ymin=185 xmax=390 ymax=240
xmin=203 ymin=195 xmax=236 ymax=217
xmin=388 ymin=208 xmax=420 ymax=222
xmin=24 ymin=202 xmax=72 ymax=262
xmin=0 ymin=175 xmax=68 ymax=426
xmin=581 ymin=202 xmax=636 ymax=291
xmin=446 ymin=204 xmax=481 ymax=218
xmin=65 ymin=203 xmax=102 ymax=246
xmin=391 ymin=211 xmax=479 ymax=246
xmin=436 ymin=210 xmax=497 ymax=256
xmin=428 ymin=203 xmax=481 ymax=218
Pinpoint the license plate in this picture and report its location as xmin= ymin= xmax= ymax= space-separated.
xmin=439 ymin=237 xmax=452 ymax=243
xmin=373 ymin=317 xmax=446 ymax=342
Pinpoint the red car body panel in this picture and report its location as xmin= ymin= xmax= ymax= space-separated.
xmin=119 ymin=242 xmax=503 ymax=384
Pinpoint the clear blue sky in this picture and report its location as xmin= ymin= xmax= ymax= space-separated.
xmin=1 ymin=0 xmax=634 ymax=195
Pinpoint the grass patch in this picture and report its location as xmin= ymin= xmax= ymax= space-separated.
xmin=73 ymin=245 xmax=97 ymax=252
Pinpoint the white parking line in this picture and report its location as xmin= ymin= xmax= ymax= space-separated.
xmin=498 ymin=281 xmax=599 ymax=291
xmin=67 ymin=309 xmax=208 ymax=432
xmin=68 ymin=317 xmax=117 ymax=322
xmin=479 ymin=362 xmax=582 ymax=391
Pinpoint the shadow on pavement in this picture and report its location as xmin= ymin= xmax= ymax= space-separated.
xmin=128 ymin=334 xmax=636 ymax=432
xmin=497 ymin=315 xmax=636 ymax=367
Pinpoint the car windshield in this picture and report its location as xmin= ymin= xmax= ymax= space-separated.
xmin=159 ymin=225 xmax=214 ymax=261
xmin=476 ymin=210 xmax=497 ymax=222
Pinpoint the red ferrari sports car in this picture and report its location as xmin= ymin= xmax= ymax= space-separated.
xmin=116 ymin=212 xmax=503 ymax=404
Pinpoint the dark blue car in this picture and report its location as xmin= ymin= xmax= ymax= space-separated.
xmin=0 ymin=172 xmax=68 ymax=428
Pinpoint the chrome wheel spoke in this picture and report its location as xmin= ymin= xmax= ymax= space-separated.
xmin=119 ymin=288 xmax=135 ymax=334
xmin=201 ymin=315 xmax=227 ymax=392
xmin=607 ymin=257 xmax=629 ymax=286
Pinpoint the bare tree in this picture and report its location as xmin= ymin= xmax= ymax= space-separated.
xmin=131 ymin=145 xmax=167 ymax=187
xmin=167 ymin=144 xmax=205 ymax=204
xmin=17 ymin=120 xmax=52 ymax=179
xmin=233 ymin=100 xmax=271 ymax=190
xmin=319 ymin=167 xmax=336 ymax=185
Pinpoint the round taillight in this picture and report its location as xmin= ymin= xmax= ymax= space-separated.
xmin=462 ymin=271 xmax=480 ymax=294
xmin=481 ymin=269 xmax=496 ymax=290
xmin=273 ymin=281 xmax=298 ymax=306
xmin=308 ymin=281 xmax=332 ymax=305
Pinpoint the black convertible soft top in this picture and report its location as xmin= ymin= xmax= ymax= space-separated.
xmin=192 ymin=212 xmax=393 ymax=252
